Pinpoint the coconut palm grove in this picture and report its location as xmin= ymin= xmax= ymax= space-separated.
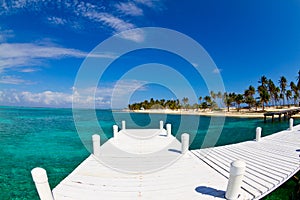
xmin=128 ymin=70 xmax=300 ymax=111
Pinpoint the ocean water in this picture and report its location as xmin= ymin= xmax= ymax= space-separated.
xmin=0 ymin=106 xmax=298 ymax=199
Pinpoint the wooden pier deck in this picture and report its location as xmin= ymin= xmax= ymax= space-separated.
xmin=192 ymin=126 xmax=300 ymax=199
xmin=33 ymin=122 xmax=300 ymax=200
xmin=264 ymin=108 xmax=300 ymax=122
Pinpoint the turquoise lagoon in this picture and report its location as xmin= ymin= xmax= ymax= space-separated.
xmin=0 ymin=106 xmax=298 ymax=199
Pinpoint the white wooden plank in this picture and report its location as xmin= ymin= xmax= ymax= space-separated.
xmin=194 ymin=149 xmax=273 ymax=191
xmin=191 ymin=150 xmax=264 ymax=198
xmin=52 ymin=125 xmax=300 ymax=200
xmin=207 ymin=148 xmax=285 ymax=184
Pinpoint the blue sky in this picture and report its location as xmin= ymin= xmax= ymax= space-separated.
xmin=0 ymin=0 xmax=300 ymax=108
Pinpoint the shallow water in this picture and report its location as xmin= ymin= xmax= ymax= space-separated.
xmin=0 ymin=106 xmax=297 ymax=199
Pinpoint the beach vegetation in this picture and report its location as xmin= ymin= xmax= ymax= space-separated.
xmin=182 ymin=97 xmax=189 ymax=110
xmin=128 ymin=70 xmax=300 ymax=112
xmin=279 ymin=76 xmax=287 ymax=106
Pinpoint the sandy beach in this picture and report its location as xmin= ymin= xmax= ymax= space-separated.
xmin=125 ymin=106 xmax=300 ymax=118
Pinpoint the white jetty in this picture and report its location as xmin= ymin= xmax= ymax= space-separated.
xmin=32 ymin=119 xmax=300 ymax=200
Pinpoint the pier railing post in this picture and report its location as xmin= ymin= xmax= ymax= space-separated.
xmin=92 ymin=134 xmax=100 ymax=156
xmin=181 ymin=133 xmax=190 ymax=154
xmin=160 ymin=120 xmax=164 ymax=130
xmin=31 ymin=167 xmax=54 ymax=200
xmin=122 ymin=120 xmax=126 ymax=130
xmin=289 ymin=118 xmax=294 ymax=131
xmin=256 ymin=127 xmax=262 ymax=142
xmin=113 ymin=125 xmax=118 ymax=138
xmin=166 ymin=124 xmax=171 ymax=137
xmin=225 ymin=160 xmax=246 ymax=200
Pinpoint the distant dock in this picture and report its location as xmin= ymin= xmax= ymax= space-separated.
xmin=264 ymin=108 xmax=300 ymax=123
xmin=31 ymin=120 xmax=300 ymax=200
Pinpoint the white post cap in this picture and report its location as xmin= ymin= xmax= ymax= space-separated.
xmin=31 ymin=167 xmax=48 ymax=183
xmin=230 ymin=160 xmax=246 ymax=176
xmin=92 ymin=134 xmax=100 ymax=142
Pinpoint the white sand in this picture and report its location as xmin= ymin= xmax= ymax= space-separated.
xmin=123 ymin=106 xmax=300 ymax=118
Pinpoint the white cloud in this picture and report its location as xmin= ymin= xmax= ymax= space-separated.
xmin=1 ymin=1 xmax=8 ymax=11
xmin=0 ymin=42 xmax=114 ymax=72
xmin=0 ymin=80 xmax=148 ymax=107
xmin=1 ymin=0 xmax=47 ymax=13
xmin=47 ymin=16 xmax=67 ymax=25
xmin=1 ymin=0 xmax=153 ymax=42
xmin=72 ymin=87 xmax=109 ymax=108
xmin=213 ymin=68 xmax=222 ymax=74
xmin=82 ymin=11 xmax=135 ymax=32
xmin=73 ymin=79 xmax=147 ymax=108
xmin=118 ymin=28 xmax=145 ymax=43
xmin=0 ymin=89 xmax=73 ymax=107
xmin=116 ymin=2 xmax=143 ymax=16
xmin=192 ymin=62 xmax=198 ymax=67
xmin=78 ymin=9 xmax=145 ymax=42
xmin=12 ymin=0 xmax=29 ymax=9
xmin=21 ymin=91 xmax=73 ymax=105
xmin=112 ymin=79 xmax=147 ymax=96
xmin=0 ymin=75 xmax=29 ymax=85
xmin=0 ymin=57 xmax=38 ymax=73
xmin=0 ymin=28 xmax=14 ymax=42
xmin=19 ymin=68 xmax=39 ymax=73
xmin=74 ymin=1 xmax=148 ymax=42
xmin=134 ymin=0 xmax=162 ymax=8
xmin=0 ymin=43 xmax=86 ymax=59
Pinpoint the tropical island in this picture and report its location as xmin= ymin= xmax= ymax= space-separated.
xmin=128 ymin=70 xmax=300 ymax=118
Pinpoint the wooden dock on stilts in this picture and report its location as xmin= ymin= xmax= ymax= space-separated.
xmin=32 ymin=119 xmax=300 ymax=200
xmin=264 ymin=108 xmax=300 ymax=123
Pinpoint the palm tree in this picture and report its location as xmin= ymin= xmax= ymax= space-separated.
xmin=230 ymin=93 xmax=237 ymax=109
xmin=286 ymin=90 xmax=292 ymax=107
xmin=293 ymin=95 xmax=298 ymax=106
xmin=235 ymin=94 xmax=244 ymax=112
xmin=244 ymin=85 xmax=256 ymax=110
xmin=290 ymin=81 xmax=299 ymax=106
xmin=279 ymin=76 xmax=287 ymax=106
xmin=223 ymin=92 xmax=235 ymax=112
xmin=255 ymin=100 xmax=261 ymax=111
xmin=216 ymin=91 xmax=223 ymax=106
xmin=223 ymin=93 xmax=231 ymax=112
xmin=198 ymin=96 xmax=202 ymax=105
xmin=279 ymin=93 xmax=284 ymax=106
xmin=142 ymin=100 xmax=149 ymax=109
xmin=210 ymin=91 xmax=216 ymax=102
xmin=297 ymin=70 xmax=300 ymax=90
xmin=182 ymin=97 xmax=189 ymax=110
xmin=175 ymin=100 xmax=179 ymax=110
xmin=204 ymin=95 xmax=212 ymax=105
xmin=258 ymin=85 xmax=270 ymax=110
xmin=274 ymin=87 xmax=280 ymax=106
xmin=217 ymin=91 xmax=223 ymax=99
xmin=200 ymin=102 xmax=209 ymax=110
xmin=160 ymin=99 xmax=166 ymax=107
xmin=149 ymin=98 xmax=155 ymax=108
xmin=268 ymin=79 xmax=276 ymax=106
xmin=248 ymin=85 xmax=256 ymax=96
xmin=290 ymin=81 xmax=297 ymax=91
xmin=258 ymin=75 xmax=268 ymax=89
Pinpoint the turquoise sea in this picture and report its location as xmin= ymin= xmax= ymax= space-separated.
xmin=0 ymin=106 xmax=298 ymax=199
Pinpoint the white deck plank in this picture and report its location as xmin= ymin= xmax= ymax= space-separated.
xmin=52 ymin=125 xmax=300 ymax=200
